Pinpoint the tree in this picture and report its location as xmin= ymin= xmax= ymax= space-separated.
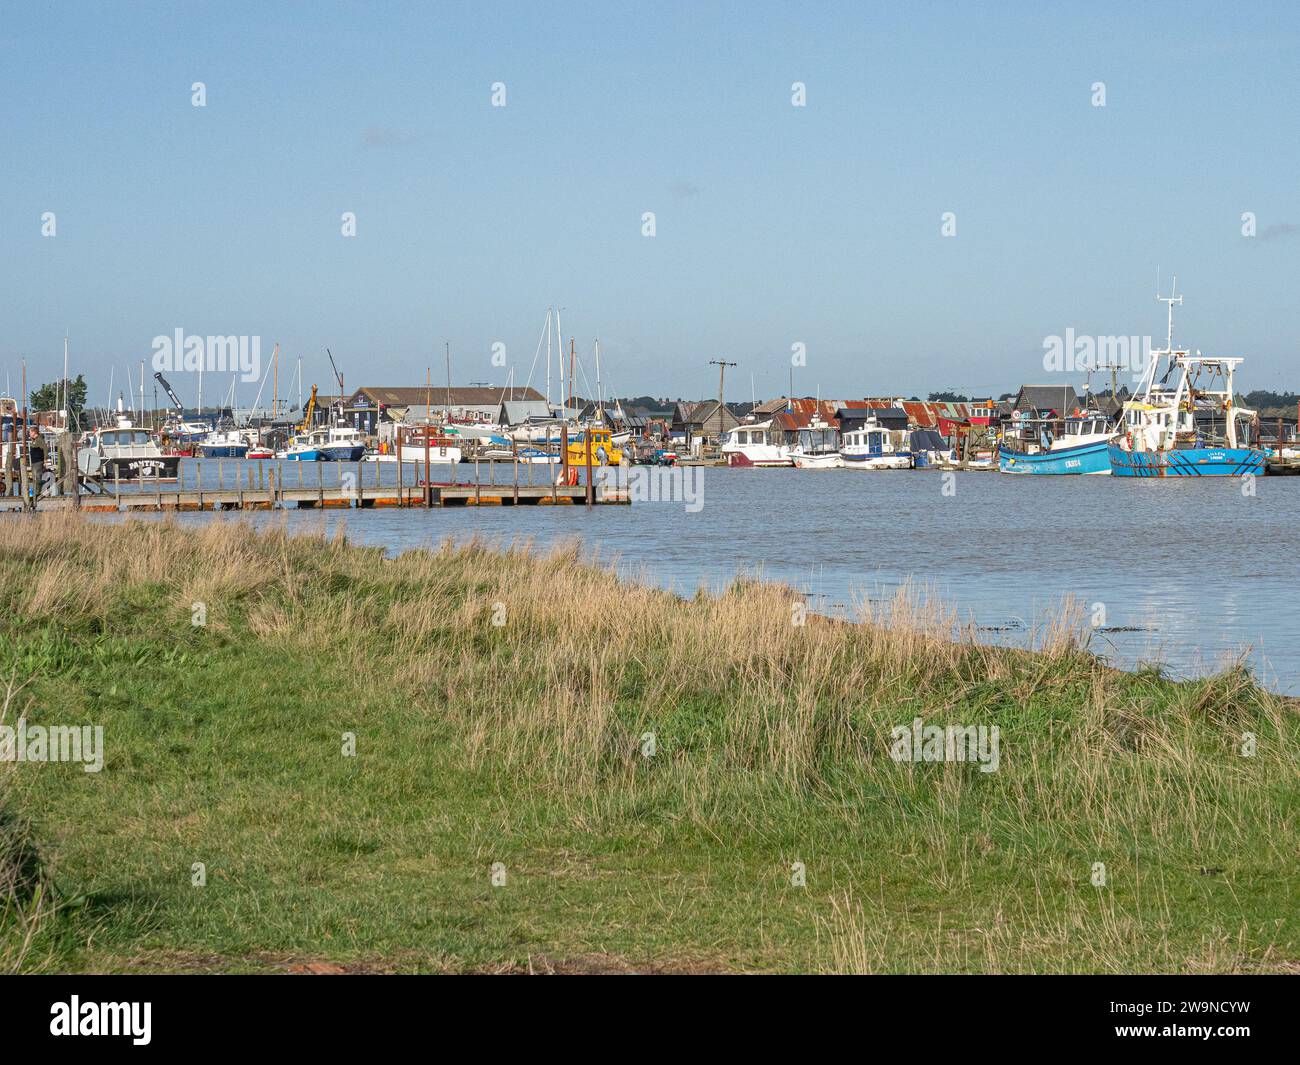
xmin=30 ymin=374 xmax=88 ymax=419
xmin=927 ymin=390 xmax=969 ymax=402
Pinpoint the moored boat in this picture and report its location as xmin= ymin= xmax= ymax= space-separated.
xmin=1108 ymin=286 xmax=1264 ymax=478
xmin=566 ymin=425 xmax=623 ymax=466
xmin=789 ymin=415 xmax=842 ymax=469
xmin=397 ymin=424 xmax=463 ymax=465
xmin=720 ymin=420 xmax=792 ymax=467
xmin=840 ymin=420 xmax=912 ymax=469
xmin=195 ymin=429 xmax=250 ymax=459
xmin=77 ymin=417 xmax=180 ymax=481
xmin=999 ymin=409 xmax=1116 ymax=475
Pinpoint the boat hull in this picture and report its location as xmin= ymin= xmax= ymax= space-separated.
xmin=102 ymin=455 xmax=181 ymax=481
xmin=196 ymin=444 xmax=249 ymax=459
xmin=722 ymin=447 xmax=792 ymax=467
xmin=318 ymin=445 xmax=366 ymax=462
xmin=841 ymin=452 xmax=912 ymax=470
xmin=999 ymin=438 xmax=1112 ymax=475
xmin=398 ymin=444 xmax=462 ymax=464
xmin=1108 ymin=443 xmax=1266 ymax=477
xmin=792 ymin=452 xmax=843 ymax=469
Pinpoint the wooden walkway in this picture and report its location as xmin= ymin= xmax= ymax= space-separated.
xmin=0 ymin=483 xmax=628 ymax=512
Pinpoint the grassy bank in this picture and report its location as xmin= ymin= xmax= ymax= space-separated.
xmin=0 ymin=514 xmax=1295 ymax=973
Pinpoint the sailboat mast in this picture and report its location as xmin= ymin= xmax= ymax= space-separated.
xmin=545 ymin=308 xmax=553 ymax=413
xmin=595 ymin=337 xmax=603 ymax=421
xmin=556 ymin=308 xmax=565 ymax=416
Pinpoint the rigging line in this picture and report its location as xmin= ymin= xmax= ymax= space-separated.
xmin=575 ymin=355 xmax=596 ymax=406
xmin=247 ymin=345 xmax=276 ymax=420
xmin=521 ymin=311 xmax=550 ymax=395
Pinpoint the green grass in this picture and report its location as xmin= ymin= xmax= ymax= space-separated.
xmin=0 ymin=514 xmax=1295 ymax=973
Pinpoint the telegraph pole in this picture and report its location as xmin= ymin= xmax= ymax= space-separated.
xmin=709 ymin=359 xmax=736 ymax=423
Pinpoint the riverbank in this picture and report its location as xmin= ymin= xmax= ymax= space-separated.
xmin=2 ymin=515 xmax=1295 ymax=973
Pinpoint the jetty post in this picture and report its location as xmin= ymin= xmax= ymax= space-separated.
xmin=585 ymin=428 xmax=593 ymax=508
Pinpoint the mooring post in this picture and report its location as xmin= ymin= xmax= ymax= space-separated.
xmin=585 ymin=430 xmax=594 ymax=508
xmin=558 ymin=424 xmax=567 ymax=504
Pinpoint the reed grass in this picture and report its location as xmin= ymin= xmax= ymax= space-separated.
xmin=0 ymin=513 xmax=1294 ymax=973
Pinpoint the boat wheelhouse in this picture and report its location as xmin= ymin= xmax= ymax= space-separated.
xmin=720 ymin=420 xmax=792 ymax=467
xmin=566 ymin=425 xmax=623 ymax=466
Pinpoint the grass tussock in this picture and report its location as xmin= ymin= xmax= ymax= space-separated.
xmin=0 ymin=677 xmax=53 ymax=973
xmin=0 ymin=512 xmax=1294 ymax=974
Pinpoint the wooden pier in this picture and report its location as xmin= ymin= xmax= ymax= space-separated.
xmin=0 ymin=456 xmax=631 ymax=513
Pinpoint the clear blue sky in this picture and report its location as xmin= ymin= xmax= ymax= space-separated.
xmin=3 ymin=1 xmax=1297 ymax=408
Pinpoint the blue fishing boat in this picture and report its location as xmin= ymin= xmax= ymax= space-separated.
xmin=1109 ymin=284 xmax=1264 ymax=478
xmin=195 ymin=429 xmax=250 ymax=459
xmin=999 ymin=408 xmax=1116 ymax=475
xmin=1001 ymin=436 xmax=1113 ymax=475
xmin=1107 ymin=443 xmax=1264 ymax=477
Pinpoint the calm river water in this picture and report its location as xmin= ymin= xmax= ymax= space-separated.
xmin=155 ymin=463 xmax=1298 ymax=694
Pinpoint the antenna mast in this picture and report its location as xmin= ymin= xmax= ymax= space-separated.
xmin=1158 ymin=275 xmax=1182 ymax=353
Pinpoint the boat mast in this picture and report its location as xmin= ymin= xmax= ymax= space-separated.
xmin=545 ymin=308 xmax=553 ymax=414
xmin=556 ymin=308 xmax=565 ymax=418
xmin=595 ymin=337 xmax=603 ymax=423
xmin=1143 ymin=275 xmax=1182 ymax=400
xmin=445 ymin=341 xmax=452 ymax=421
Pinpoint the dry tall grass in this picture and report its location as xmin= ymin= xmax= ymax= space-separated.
xmin=0 ymin=674 xmax=51 ymax=973
xmin=0 ymin=513 xmax=1293 ymax=973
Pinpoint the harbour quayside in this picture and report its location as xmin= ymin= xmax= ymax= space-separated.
xmin=1108 ymin=284 xmax=1266 ymax=477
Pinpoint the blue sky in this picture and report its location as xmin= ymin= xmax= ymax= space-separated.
xmin=2 ymin=0 xmax=1297 ymax=408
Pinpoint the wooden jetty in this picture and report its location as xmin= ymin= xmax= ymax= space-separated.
xmin=0 ymin=453 xmax=630 ymax=513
